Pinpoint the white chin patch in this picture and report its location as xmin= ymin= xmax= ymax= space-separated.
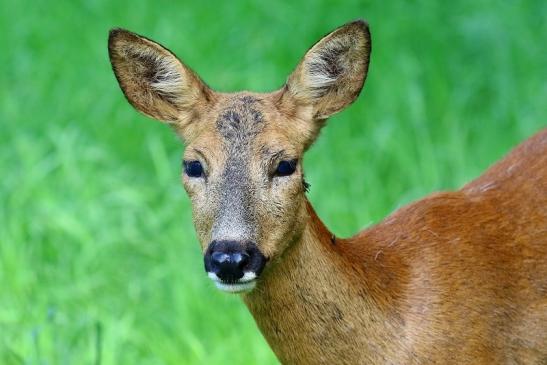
xmin=214 ymin=280 xmax=256 ymax=293
xmin=207 ymin=272 xmax=257 ymax=294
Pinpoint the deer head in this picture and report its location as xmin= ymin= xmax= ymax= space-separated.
xmin=108 ymin=20 xmax=371 ymax=293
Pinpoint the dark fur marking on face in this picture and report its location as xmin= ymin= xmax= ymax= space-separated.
xmin=239 ymin=95 xmax=259 ymax=105
xmin=217 ymin=110 xmax=242 ymax=139
xmin=216 ymin=98 xmax=265 ymax=141
xmin=250 ymin=108 xmax=264 ymax=124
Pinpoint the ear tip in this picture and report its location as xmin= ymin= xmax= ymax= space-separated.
xmin=108 ymin=28 xmax=138 ymax=46
xmin=350 ymin=19 xmax=368 ymax=27
xmin=346 ymin=19 xmax=370 ymax=36
xmin=343 ymin=20 xmax=371 ymax=54
xmin=109 ymin=27 xmax=125 ymax=39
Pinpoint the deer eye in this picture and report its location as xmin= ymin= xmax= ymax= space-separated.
xmin=184 ymin=160 xmax=204 ymax=178
xmin=275 ymin=159 xmax=297 ymax=177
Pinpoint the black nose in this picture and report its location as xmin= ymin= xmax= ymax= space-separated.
xmin=210 ymin=251 xmax=250 ymax=281
xmin=205 ymin=240 xmax=268 ymax=283
xmin=205 ymin=241 xmax=251 ymax=282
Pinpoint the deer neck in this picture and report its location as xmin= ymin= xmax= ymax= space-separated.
xmin=243 ymin=200 xmax=400 ymax=364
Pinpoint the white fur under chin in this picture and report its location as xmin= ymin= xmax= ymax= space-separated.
xmin=207 ymin=272 xmax=257 ymax=294
xmin=214 ymin=280 xmax=256 ymax=293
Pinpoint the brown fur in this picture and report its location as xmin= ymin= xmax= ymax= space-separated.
xmin=108 ymin=20 xmax=547 ymax=364
xmin=247 ymin=129 xmax=547 ymax=364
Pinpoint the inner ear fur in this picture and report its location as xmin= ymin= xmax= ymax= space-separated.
xmin=108 ymin=28 xmax=213 ymax=126
xmin=283 ymin=20 xmax=371 ymax=120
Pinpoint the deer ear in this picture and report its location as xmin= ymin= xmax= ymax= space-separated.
xmin=282 ymin=20 xmax=371 ymax=120
xmin=108 ymin=28 xmax=213 ymax=131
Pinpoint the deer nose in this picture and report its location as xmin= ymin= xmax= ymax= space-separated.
xmin=205 ymin=242 xmax=251 ymax=282
xmin=211 ymin=251 xmax=250 ymax=281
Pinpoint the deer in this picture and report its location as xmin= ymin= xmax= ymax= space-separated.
xmin=108 ymin=20 xmax=547 ymax=364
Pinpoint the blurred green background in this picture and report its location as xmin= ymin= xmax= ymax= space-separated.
xmin=0 ymin=0 xmax=545 ymax=363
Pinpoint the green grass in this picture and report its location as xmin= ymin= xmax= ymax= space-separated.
xmin=1 ymin=0 xmax=545 ymax=363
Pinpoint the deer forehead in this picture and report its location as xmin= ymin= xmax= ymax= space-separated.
xmin=190 ymin=93 xmax=304 ymax=162
xmin=216 ymin=94 xmax=266 ymax=142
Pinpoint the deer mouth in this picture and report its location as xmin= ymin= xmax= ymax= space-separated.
xmin=207 ymin=272 xmax=257 ymax=293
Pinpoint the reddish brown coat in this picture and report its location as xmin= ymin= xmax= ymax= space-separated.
xmin=246 ymin=129 xmax=547 ymax=364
